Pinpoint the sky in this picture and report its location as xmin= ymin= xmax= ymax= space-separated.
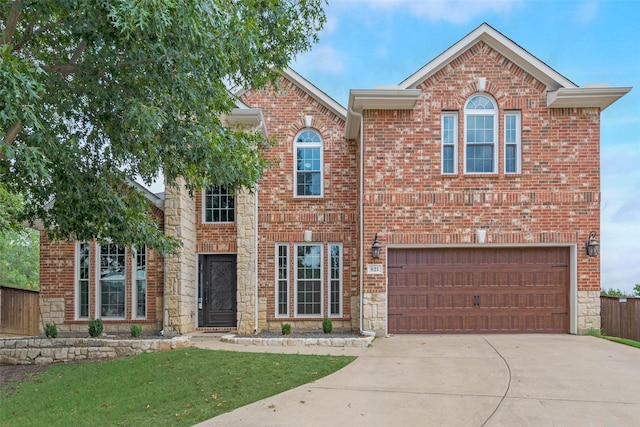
xmin=291 ymin=0 xmax=640 ymax=294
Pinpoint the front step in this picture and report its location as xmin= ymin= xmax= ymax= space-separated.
xmin=196 ymin=327 xmax=237 ymax=333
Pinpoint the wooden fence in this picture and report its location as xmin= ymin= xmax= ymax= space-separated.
xmin=0 ymin=286 xmax=40 ymax=337
xmin=600 ymin=296 xmax=640 ymax=342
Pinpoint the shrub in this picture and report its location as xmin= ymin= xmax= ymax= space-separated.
xmin=322 ymin=317 xmax=333 ymax=334
xmin=45 ymin=323 xmax=58 ymax=338
xmin=281 ymin=323 xmax=291 ymax=335
xmin=88 ymin=318 xmax=104 ymax=337
xmin=130 ymin=324 xmax=142 ymax=337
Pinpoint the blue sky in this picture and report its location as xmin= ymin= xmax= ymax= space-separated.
xmin=292 ymin=0 xmax=640 ymax=293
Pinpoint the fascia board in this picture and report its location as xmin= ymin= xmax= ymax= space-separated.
xmin=547 ymin=87 xmax=632 ymax=111
xmin=400 ymin=23 xmax=577 ymax=91
xmin=345 ymin=88 xmax=421 ymax=140
xmin=222 ymin=108 xmax=268 ymax=137
xmin=282 ymin=68 xmax=347 ymax=120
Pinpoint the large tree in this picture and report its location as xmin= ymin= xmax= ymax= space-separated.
xmin=1 ymin=0 xmax=326 ymax=253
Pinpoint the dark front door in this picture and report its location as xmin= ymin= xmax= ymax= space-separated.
xmin=199 ymin=255 xmax=237 ymax=328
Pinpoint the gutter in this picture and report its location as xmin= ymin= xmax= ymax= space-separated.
xmin=350 ymin=107 xmax=376 ymax=338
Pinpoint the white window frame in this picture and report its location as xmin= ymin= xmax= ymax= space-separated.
xmin=76 ymin=242 xmax=90 ymax=320
xmin=328 ymin=243 xmax=343 ymax=318
xmin=294 ymin=129 xmax=323 ymax=197
xmin=202 ymin=186 xmax=235 ymax=223
xmin=504 ymin=111 xmax=522 ymax=174
xmin=98 ymin=243 xmax=127 ymax=319
xmin=294 ymin=243 xmax=323 ymax=317
xmin=275 ymin=244 xmax=289 ymax=318
xmin=132 ymin=246 xmax=147 ymax=319
xmin=441 ymin=112 xmax=458 ymax=174
xmin=464 ymin=94 xmax=498 ymax=174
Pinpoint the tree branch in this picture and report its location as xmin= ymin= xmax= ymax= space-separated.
xmin=2 ymin=120 xmax=23 ymax=147
xmin=2 ymin=0 xmax=22 ymax=45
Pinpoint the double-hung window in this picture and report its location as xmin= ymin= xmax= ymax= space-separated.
xmin=295 ymin=244 xmax=322 ymax=316
xmin=76 ymin=242 xmax=90 ymax=319
xmin=441 ymin=112 xmax=458 ymax=174
xmin=464 ymin=95 xmax=498 ymax=173
xmin=204 ymin=186 xmax=235 ymax=222
xmin=99 ymin=243 xmax=126 ymax=318
xmin=133 ymin=246 xmax=147 ymax=319
xmin=295 ymin=130 xmax=323 ymax=197
xmin=504 ymin=111 xmax=521 ymax=174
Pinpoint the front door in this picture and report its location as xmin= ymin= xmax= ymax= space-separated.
xmin=198 ymin=254 xmax=237 ymax=328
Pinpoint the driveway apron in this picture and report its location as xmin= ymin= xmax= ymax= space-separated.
xmin=193 ymin=334 xmax=640 ymax=427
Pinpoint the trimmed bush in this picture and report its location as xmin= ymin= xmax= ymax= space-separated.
xmin=88 ymin=318 xmax=104 ymax=337
xmin=130 ymin=324 xmax=142 ymax=337
xmin=281 ymin=323 xmax=291 ymax=335
xmin=322 ymin=317 xmax=333 ymax=334
xmin=45 ymin=323 xmax=58 ymax=338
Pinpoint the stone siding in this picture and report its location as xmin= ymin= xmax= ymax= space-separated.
xmin=578 ymin=290 xmax=601 ymax=333
xmin=236 ymin=189 xmax=257 ymax=334
xmin=164 ymin=177 xmax=197 ymax=334
xmin=0 ymin=336 xmax=190 ymax=365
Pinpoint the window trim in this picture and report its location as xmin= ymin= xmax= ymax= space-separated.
xmin=275 ymin=244 xmax=289 ymax=318
xmin=76 ymin=242 xmax=90 ymax=320
xmin=132 ymin=245 xmax=147 ymax=320
xmin=293 ymin=129 xmax=324 ymax=198
xmin=504 ymin=111 xmax=522 ymax=174
xmin=202 ymin=186 xmax=235 ymax=223
xmin=328 ymin=243 xmax=343 ymax=318
xmin=441 ymin=112 xmax=459 ymax=175
xmin=294 ymin=243 xmax=324 ymax=317
xmin=464 ymin=94 xmax=499 ymax=174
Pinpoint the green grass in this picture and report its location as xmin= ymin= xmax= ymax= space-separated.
xmin=1 ymin=348 xmax=355 ymax=426
xmin=585 ymin=329 xmax=640 ymax=349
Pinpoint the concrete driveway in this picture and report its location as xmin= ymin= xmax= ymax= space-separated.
xmin=193 ymin=334 xmax=640 ymax=426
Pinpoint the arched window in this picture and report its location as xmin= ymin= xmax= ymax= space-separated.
xmin=464 ymin=95 xmax=498 ymax=173
xmin=294 ymin=130 xmax=323 ymax=197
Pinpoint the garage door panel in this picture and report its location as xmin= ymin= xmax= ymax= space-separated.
xmin=388 ymin=247 xmax=569 ymax=334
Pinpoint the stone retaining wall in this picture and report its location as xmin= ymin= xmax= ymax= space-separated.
xmin=0 ymin=336 xmax=190 ymax=365
xmin=221 ymin=334 xmax=374 ymax=348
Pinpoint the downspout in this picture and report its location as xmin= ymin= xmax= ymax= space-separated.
xmin=350 ymin=107 xmax=376 ymax=338
xmin=254 ymin=184 xmax=259 ymax=333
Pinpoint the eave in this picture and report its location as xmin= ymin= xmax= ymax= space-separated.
xmin=547 ymin=86 xmax=632 ymax=111
xmin=221 ymin=108 xmax=268 ymax=137
xmin=345 ymin=88 xmax=421 ymax=140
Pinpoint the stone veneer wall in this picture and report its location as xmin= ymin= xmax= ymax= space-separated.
xmin=362 ymin=293 xmax=386 ymax=337
xmin=0 ymin=336 xmax=190 ymax=365
xmin=163 ymin=178 xmax=197 ymax=334
xmin=578 ymin=290 xmax=601 ymax=333
xmin=236 ymin=189 xmax=257 ymax=335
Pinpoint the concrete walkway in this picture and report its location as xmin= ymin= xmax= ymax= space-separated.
xmin=191 ymin=334 xmax=640 ymax=427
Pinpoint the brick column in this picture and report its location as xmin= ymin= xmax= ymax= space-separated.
xmin=163 ymin=178 xmax=196 ymax=334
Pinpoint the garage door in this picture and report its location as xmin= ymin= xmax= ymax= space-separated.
xmin=388 ymin=247 xmax=569 ymax=334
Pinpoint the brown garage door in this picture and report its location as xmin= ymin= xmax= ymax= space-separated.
xmin=388 ymin=247 xmax=569 ymax=334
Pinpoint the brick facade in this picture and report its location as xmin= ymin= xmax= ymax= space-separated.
xmin=38 ymin=24 xmax=629 ymax=336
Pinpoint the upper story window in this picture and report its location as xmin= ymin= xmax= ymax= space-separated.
xmin=504 ymin=111 xmax=522 ymax=174
xmin=294 ymin=130 xmax=323 ymax=197
xmin=441 ymin=112 xmax=458 ymax=174
xmin=204 ymin=186 xmax=234 ymax=223
xmin=464 ymin=95 xmax=498 ymax=173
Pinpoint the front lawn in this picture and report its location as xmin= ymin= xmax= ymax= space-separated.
xmin=1 ymin=348 xmax=355 ymax=426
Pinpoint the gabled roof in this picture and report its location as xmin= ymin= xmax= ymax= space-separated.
xmin=400 ymin=23 xmax=576 ymax=91
xmin=345 ymin=23 xmax=631 ymax=140
xmin=232 ymin=68 xmax=347 ymax=121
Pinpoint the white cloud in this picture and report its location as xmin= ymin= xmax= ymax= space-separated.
xmin=341 ymin=0 xmax=519 ymax=23
xmin=575 ymin=0 xmax=598 ymax=24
